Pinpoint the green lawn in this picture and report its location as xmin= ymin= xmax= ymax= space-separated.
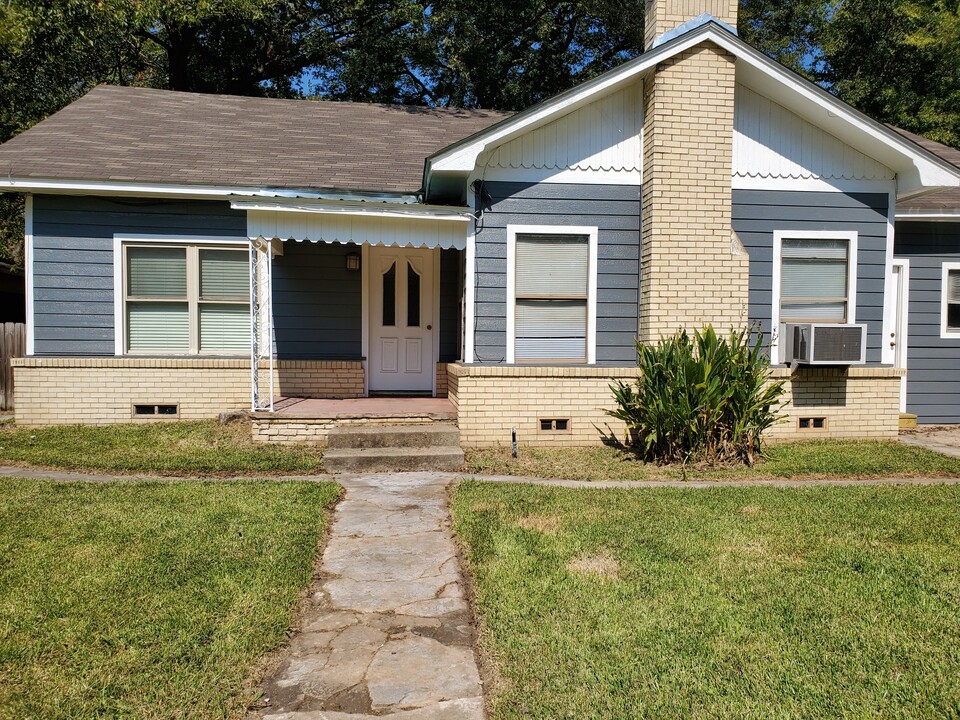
xmin=0 ymin=420 xmax=324 ymax=475
xmin=452 ymin=481 xmax=960 ymax=719
xmin=0 ymin=478 xmax=341 ymax=719
xmin=465 ymin=440 xmax=960 ymax=481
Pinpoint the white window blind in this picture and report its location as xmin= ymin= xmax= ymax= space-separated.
xmin=200 ymin=304 xmax=249 ymax=351
xmin=200 ymin=249 xmax=248 ymax=299
xmin=515 ymin=234 xmax=588 ymax=361
xmin=125 ymin=244 xmax=248 ymax=354
xmin=128 ymin=247 xmax=186 ymax=297
xmin=127 ymin=302 xmax=189 ymax=351
xmin=781 ymin=238 xmax=849 ymax=322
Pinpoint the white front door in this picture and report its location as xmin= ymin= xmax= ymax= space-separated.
xmin=891 ymin=260 xmax=909 ymax=412
xmin=369 ymin=246 xmax=435 ymax=393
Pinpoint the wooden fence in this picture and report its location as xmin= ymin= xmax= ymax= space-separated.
xmin=1 ymin=322 xmax=25 ymax=411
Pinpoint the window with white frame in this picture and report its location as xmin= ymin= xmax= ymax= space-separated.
xmin=510 ymin=229 xmax=594 ymax=363
xmin=124 ymin=244 xmax=249 ymax=354
xmin=942 ymin=263 xmax=960 ymax=337
xmin=779 ymin=236 xmax=854 ymax=323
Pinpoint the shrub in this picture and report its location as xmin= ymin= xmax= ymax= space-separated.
xmin=607 ymin=326 xmax=785 ymax=466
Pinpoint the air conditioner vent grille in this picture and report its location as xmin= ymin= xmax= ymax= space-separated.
xmin=811 ymin=326 xmax=864 ymax=363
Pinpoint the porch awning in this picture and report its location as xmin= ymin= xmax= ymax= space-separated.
xmin=234 ymin=198 xmax=470 ymax=250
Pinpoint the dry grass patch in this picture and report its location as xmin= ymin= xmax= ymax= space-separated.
xmin=739 ymin=504 xmax=763 ymax=515
xmin=517 ymin=514 xmax=560 ymax=535
xmin=566 ymin=552 xmax=619 ymax=580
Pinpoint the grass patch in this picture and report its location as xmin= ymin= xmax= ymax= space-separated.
xmin=0 ymin=420 xmax=325 ymax=475
xmin=0 ymin=478 xmax=341 ymax=719
xmin=452 ymin=481 xmax=960 ymax=719
xmin=464 ymin=440 xmax=960 ymax=481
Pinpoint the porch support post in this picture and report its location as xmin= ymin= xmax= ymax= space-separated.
xmin=249 ymin=236 xmax=275 ymax=412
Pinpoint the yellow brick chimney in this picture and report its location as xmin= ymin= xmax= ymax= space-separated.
xmin=639 ymin=0 xmax=748 ymax=342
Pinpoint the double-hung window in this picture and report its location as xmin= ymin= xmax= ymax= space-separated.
xmin=941 ymin=263 xmax=960 ymax=337
xmin=124 ymin=243 xmax=249 ymax=354
xmin=508 ymin=226 xmax=596 ymax=363
xmin=778 ymin=234 xmax=855 ymax=323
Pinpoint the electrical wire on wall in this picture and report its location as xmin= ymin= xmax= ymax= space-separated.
xmin=469 ymin=171 xmax=505 ymax=363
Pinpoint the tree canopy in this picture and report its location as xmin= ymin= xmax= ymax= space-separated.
xmin=0 ymin=0 xmax=958 ymax=264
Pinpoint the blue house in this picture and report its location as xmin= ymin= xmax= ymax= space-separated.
xmin=2 ymin=2 xmax=960 ymax=446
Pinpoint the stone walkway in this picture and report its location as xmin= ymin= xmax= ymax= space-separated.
xmin=899 ymin=425 xmax=960 ymax=459
xmin=252 ymin=472 xmax=484 ymax=720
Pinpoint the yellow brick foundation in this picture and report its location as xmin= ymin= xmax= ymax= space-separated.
xmin=11 ymin=358 xmax=364 ymax=425
xmin=448 ymin=363 xmax=903 ymax=447
xmin=436 ymin=362 xmax=449 ymax=398
xmin=767 ymin=367 xmax=903 ymax=441
xmin=448 ymin=363 xmax=641 ymax=447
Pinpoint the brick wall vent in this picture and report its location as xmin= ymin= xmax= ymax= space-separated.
xmin=133 ymin=403 xmax=179 ymax=418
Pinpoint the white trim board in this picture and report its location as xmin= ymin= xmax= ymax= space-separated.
xmin=505 ymin=224 xmax=598 ymax=365
xmin=1 ymin=177 xmax=418 ymax=204
xmin=891 ymin=258 xmax=910 ymax=412
xmin=464 ymin=184 xmax=477 ymax=364
xmin=940 ymin=261 xmax=960 ymax=339
xmin=882 ymin=186 xmax=898 ymax=366
xmin=24 ymin=195 xmax=34 ymax=356
xmin=771 ymin=229 xmax=859 ymax=364
xmin=896 ymin=212 xmax=960 ymax=222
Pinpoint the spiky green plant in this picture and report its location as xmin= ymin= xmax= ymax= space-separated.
xmin=607 ymin=326 xmax=786 ymax=466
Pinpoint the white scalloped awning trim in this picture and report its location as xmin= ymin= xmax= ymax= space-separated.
xmin=246 ymin=209 xmax=467 ymax=250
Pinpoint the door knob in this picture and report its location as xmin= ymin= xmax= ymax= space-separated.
xmin=427 ymin=324 xmax=432 ymax=330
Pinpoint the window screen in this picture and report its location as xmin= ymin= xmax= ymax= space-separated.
xmin=515 ymin=234 xmax=588 ymax=361
xmin=781 ymin=238 xmax=850 ymax=322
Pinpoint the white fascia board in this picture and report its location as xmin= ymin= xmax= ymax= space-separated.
xmin=0 ymin=177 xmax=418 ymax=203
xmin=895 ymin=211 xmax=960 ymax=221
xmin=229 ymin=198 xmax=473 ymax=222
xmin=430 ymin=22 xmax=960 ymax=195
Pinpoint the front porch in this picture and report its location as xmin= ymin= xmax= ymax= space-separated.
xmin=251 ymin=396 xmax=457 ymax=445
xmin=245 ymin=197 xmax=468 ymax=411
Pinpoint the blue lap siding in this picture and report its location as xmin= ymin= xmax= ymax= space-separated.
xmin=733 ymin=189 xmax=890 ymax=364
xmin=894 ymin=221 xmax=960 ymax=423
xmin=472 ymin=181 xmax=641 ymax=365
xmin=271 ymin=241 xmax=362 ymax=359
xmin=30 ymin=195 xmax=245 ymax=356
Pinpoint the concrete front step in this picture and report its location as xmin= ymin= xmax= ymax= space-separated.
xmin=328 ymin=423 xmax=461 ymax=450
xmin=323 ymin=446 xmax=465 ymax=473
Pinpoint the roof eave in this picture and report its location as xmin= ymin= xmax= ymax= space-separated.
xmin=1 ymin=176 xmax=421 ymax=204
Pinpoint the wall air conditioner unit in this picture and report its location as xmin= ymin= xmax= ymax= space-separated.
xmin=783 ymin=323 xmax=867 ymax=365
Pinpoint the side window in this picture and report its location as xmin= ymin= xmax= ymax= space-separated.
xmin=942 ymin=263 xmax=960 ymax=337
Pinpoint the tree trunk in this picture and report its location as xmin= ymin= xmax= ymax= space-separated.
xmin=165 ymin=24 xmax=197 ymax=91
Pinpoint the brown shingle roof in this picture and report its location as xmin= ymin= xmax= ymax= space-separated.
xmin=0 ymin=85 xmax=512 ymax=194
xmin=889 ymin=126 xmax=960 ymax=212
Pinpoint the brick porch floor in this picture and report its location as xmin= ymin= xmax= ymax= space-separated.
xmin=270 ymin=396 xmax=457 ymax=420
